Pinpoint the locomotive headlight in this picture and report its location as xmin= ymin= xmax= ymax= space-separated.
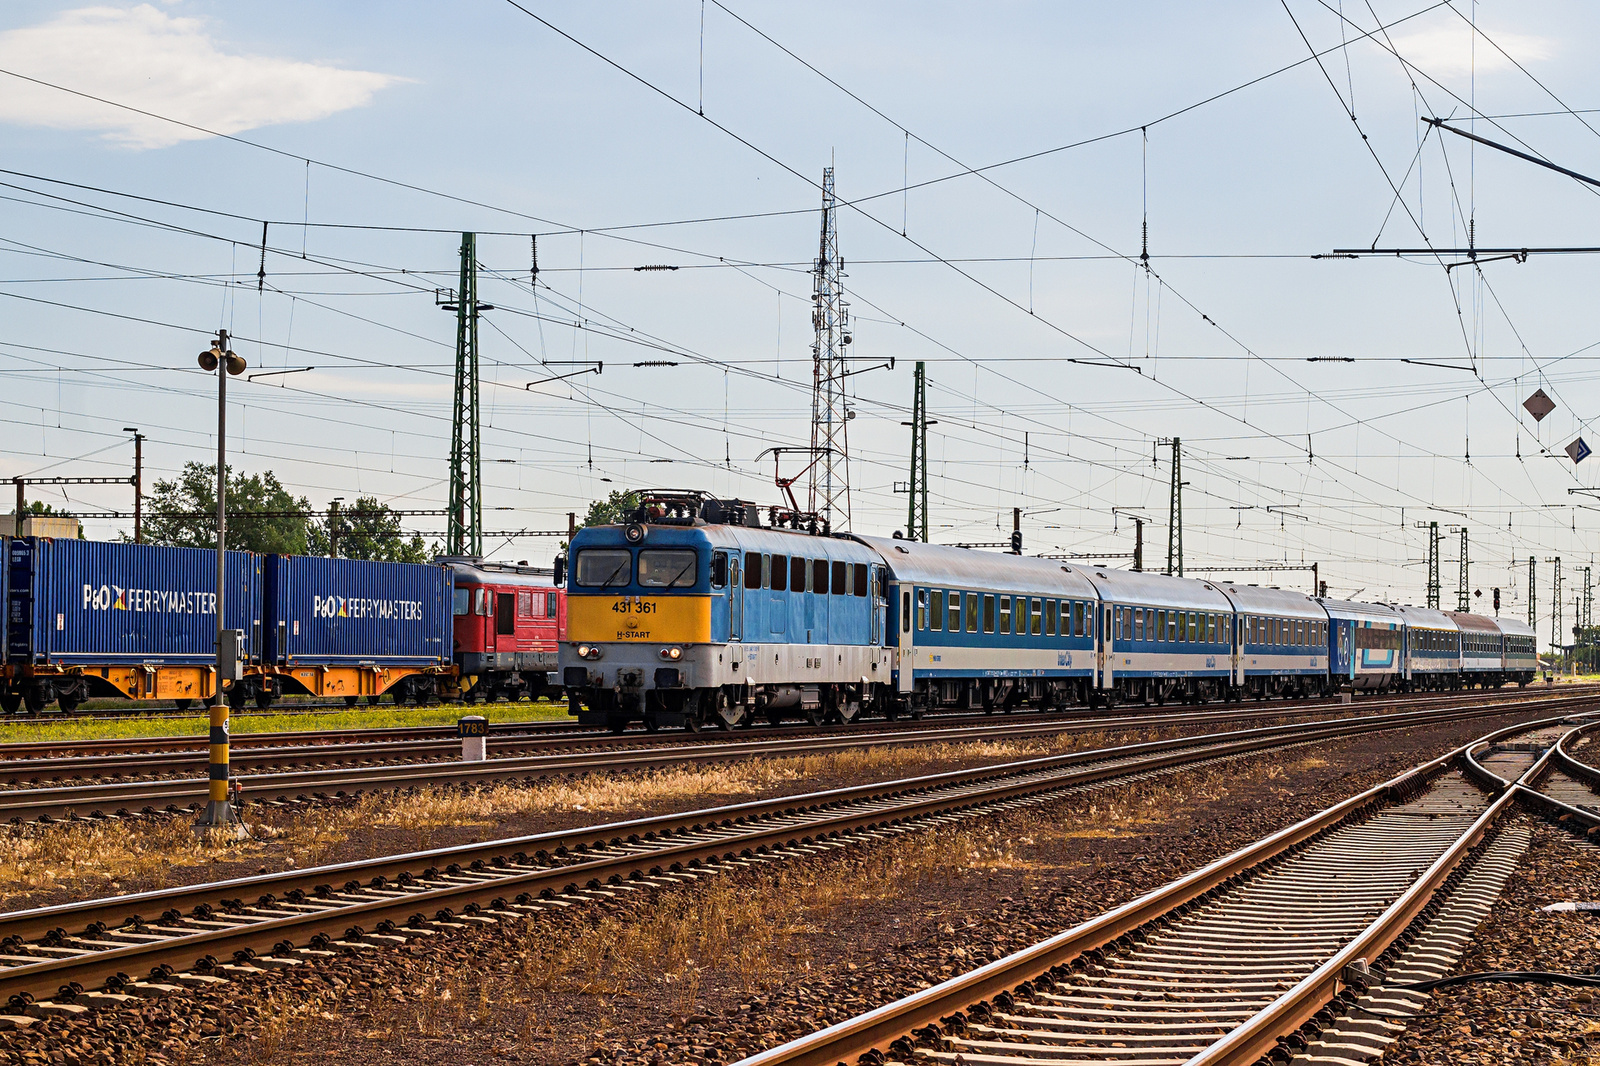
xmin=578 ymin=644 xmax=603 ymax=661
xmin=659 ymin=646 xmax=683 ymax=661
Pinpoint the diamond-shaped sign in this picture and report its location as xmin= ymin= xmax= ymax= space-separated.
xmin=1525 ymin=388 xmax=1556 ymax=421
xmin=1567 ymin=437 xmax=1591 ymax=465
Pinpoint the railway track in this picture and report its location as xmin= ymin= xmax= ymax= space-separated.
xmin=0 ymin=684 xmax=1585 ymax=789
xmin=0 ymin=696 xmax=1572 ymax=1014
xmin=0 ymin=691 xmax=1593 ymax=823
xmin=731 ymin=716 xmax=1600 ymax=1066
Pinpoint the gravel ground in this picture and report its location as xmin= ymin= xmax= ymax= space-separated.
xmin=0 ymin=711 xmax=1552 ymax=1066
xmin=1379 ymin=822 xmax=1600 ymax=1066
xmin=0 ymin=713 xmax=1317 ymax=912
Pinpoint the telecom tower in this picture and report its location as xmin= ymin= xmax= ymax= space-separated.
xmin=906 ymin=361 xmax=929 ymax=542
xmin=443 ymin=232 xmax=485 ymax=557
xmin=809 ymin=167 xmax=852 ymax=530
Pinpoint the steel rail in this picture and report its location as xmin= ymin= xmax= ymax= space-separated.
xmin=2 ymin=691 xmax=1591 ymax=823
xmin=0 ymin=702 xmax=1575 ymax=1006
xmin=729 ymin=713 xmax=1581 ymax=1066
xmin=0 ymin=684 xmax=1580 ymax=765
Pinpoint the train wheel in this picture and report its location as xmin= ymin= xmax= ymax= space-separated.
xmin=766 ymin=708 xmax=784 ymax=727
xmin=23 ymin=685 xmax=51 ymax=714
xmin=366 ymin=695 xmax=381 ymax=706
xmin=344 ymin=695 xmax=360 ymax=708
xmin=0 ymin=690 xmax=19 ymax=715
xmin=605 ymin=710 xmax=629 ymax=734
xmin=256 ymin=689 xmax=276 ymax=710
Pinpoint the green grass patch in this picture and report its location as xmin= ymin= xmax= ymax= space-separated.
xmin=0 ymin=700 xmax=573 ymax=746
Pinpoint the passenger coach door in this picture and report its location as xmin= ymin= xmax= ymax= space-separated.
xmin=728 ymin=554 xmax=743 ymax=641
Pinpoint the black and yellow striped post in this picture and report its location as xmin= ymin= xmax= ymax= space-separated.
xmin=195 ymin=329 xmax=246 ymax=832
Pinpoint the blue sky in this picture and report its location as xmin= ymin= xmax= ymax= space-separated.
xmin=1 ymin=1 xmax=1598 ymax=627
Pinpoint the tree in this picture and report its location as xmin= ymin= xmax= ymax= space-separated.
xmin=581 ymin=490 xmax=640 ymax=530
xmin=307 ymin=497 xmax=430 ymax=563
xmin=143 ymin=462 xmax=312 ymax=555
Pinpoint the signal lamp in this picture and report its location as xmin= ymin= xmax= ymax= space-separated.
xmin=658 ymin=647 xmax=682 ymax=661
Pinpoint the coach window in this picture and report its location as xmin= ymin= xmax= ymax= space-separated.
xmin=902 ymin=591 xmax=912 ymax=632
xmin=791 ymin=557 xmax=808 ymax=593
xmin=952 ymin=592 xmax=965 ymax=632
xmin=813 ymin=559 xmax=829 ymax=595
xmin=1045 ymin=599 xmax=1057 ymax=636
xmin=998 ymin=596 xmax=1012 ymax=635
xmin=853 ymin=563 xmax=868 ymax=596
xmin=982 ymin=595 xmax=996 ymax=634
xmin=916 ymin=589 xmax=928 ymax=630
xmin=1133 ymin=608 xmax=1143 ymax=641
xmin=931 ymin=590 xmax=945 ymax=631
xmin=1032 ymin=598 xmax=1043 ymax=636
xmin=1190 ymin=613 xmax=1200 ymax=642
xmin=965 ymin=593 xmax=979 ymax=633
xmin=832 ymin=561 xmax=847 ymax=595
xmin=745 ymin=553 xmax=763 ymax=589
xmin=711 ymin=552 xmax=729 ymax=589
xmin=770 ymin=555 xmax=788 ymax=591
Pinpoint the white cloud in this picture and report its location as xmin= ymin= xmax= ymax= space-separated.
xmin=1386 ymin=21 xmax=1555 ymax=78
xmin=0 ymin=5 xmax=401 ymax=149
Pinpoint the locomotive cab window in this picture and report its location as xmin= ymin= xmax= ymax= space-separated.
xmin=745 ymin=553 xmax=763 ymax=589
xmin=853 ymin=563 xmax=869 ymax=596
xmin=832 ymin=561 xmax=847 ymax=595
xmin=546 ymin=592 xmax=558 ymax=618
xmin=638 ymin=550 xmax=699 ymax=588
xmin=710 ymin=552 xmax=729 ymax=589
xmin=813 ymin=559 xmax=829 ymax=595
xmin=453 ymin=588 xmax=470 ymax=616
xmin=517 ymin=591 xmax=533 ymax=616
xmin=791 ymin=556 xmax=808 ymax=593
xmin=575 ymin=549 xmax=632 ymax=588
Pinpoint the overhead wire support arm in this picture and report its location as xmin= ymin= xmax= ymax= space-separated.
xmin=1425 ymin=117 xmax=1600 ymax=190
xmin=525 ymin=364 xmax=602 ymax=389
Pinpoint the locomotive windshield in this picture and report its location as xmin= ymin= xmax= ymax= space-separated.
xmin=575 ymin=549 xmax=633 ymax=587
xmin=452 ymin=588 xmax=470 ymax=616
xmin=638 ymin=549 xmax=698 ymax=588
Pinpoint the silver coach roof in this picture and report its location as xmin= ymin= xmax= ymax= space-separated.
xmin=705 ymin=525 xmax=883 ymax=563
xmin=1079 ymin=568 xmax=1234 ymax=612
xmin=1218 ymin=583 xmax=1325 ymax=620
xmin=851 ymin=536 xmax=1101 ymax=599
xmin=1490 ymin=615 xmax=1536 ymax=639
xmin=1317 ymin=598 xmax=1402 ymax=624
xmin=1390 ymin=604 xmax=1460 ymax=631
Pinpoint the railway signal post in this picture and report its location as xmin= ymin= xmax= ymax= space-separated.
xmin=195 ymin=329 xmax=246 ymax=833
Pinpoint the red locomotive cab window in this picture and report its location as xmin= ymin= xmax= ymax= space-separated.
xmin=517 ymin=591 xmax=533 ymax=617
xmin=546 ymin=592 xmax=558 ymax=618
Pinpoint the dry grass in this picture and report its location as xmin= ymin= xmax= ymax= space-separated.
xmin=0 ymin=726 xmax=1148 ymax=903
xmin=0 ymin=699 xmax=570 ymax=746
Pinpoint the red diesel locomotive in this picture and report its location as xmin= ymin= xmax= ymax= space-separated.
xmin=444 ymin=557 xmax=566 ymax=703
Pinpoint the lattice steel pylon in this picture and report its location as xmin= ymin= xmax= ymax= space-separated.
xmin=1549 ymin=556 xmax=1563 ymax=655
xmin=808 ymin=167 xmax=852 ymax=531
xmin=1529 ymin=556 xmax=1537 ymax=630
xmin=1415 ymin=521 xmax=1440 ymax=610
xmin=446 ymin=232 xmax=483 ymax=557
xmin=1450 ymin=526 xmax=1469 ymax=612
xmin=1165 ymin=438 xmax=1182 ymax=577
xmin=906 ymin=360 xmax=928 ymax=542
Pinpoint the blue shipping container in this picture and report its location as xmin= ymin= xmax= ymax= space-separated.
xmin=7 ymin=538 xmax=261 ymax=665
xmin=263 ymin=555 xmax=451 ymax=666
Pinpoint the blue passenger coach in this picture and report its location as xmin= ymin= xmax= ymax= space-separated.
xmin=1319 ymin=598 xmax=1403 ymax=692
xmin=1220 ymin=583 xmax=1328 ymax=697
xmin=1088 ymin=569 xmax=1234 ymax=704
xmin=861 ymin=537 xmax=1102 ymax=713
xmin=1394 ymin=604 xmax=1462 ymax=690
